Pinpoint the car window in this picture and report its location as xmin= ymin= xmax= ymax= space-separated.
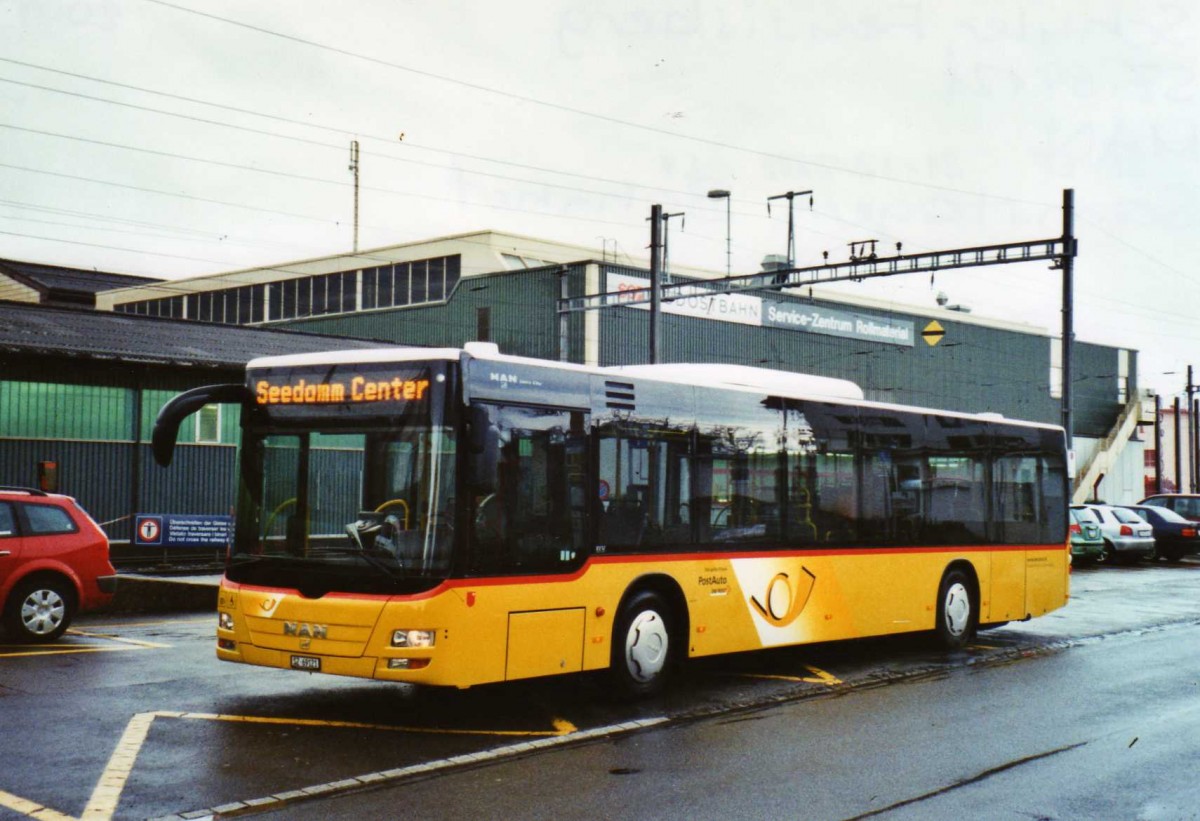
xmin=0 ymin=502 xmax=15 ymax=537
xmin=1087 ymin=507 xmax=1109 ymax=522
xmin=1141 ymin=497 xmax=1166 ymax=508
xmin=1111 ymin=508 xmax=1144 ymax=524
xmin=21 ymin=503 xmax=78 ymax=535
xmin=1071 ymin=507 xmax=1100 ymax=524
xmin=1139 ymin=506 xmax=1187 ymax=524
xmin=1176 ymin=498 xmax=1200 ymax=519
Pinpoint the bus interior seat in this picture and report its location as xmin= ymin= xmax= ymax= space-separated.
xmin=600 ymin=498 xmax=646 ymax=546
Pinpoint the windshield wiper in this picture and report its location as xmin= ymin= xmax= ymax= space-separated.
xmin=319 ymin=544 xmax=404 ymax=580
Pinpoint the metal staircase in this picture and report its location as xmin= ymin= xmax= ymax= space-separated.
xmin=1072 ymin=395 xmax=1144 ymax=503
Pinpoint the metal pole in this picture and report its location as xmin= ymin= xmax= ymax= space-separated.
xmin=1174 ymin=397 xmax=1183 ymax=493
xmin=1188 ymin=366 xmax=1197 ymax=491
xmin=1061 ymin=188 xmax=1075 ymax=451
xmin=649 ymin=204 xmax=662 ymax=365
xmin=1193 ymin=398 xmax=1199 ymax=493
xmin=768 ymin=189 xmax=813 ymax=270
xmin=725 ymin=197 xmax=731 ymax=277
xmin=707 ymin=190 xmax=731 ymax=277
xmin=786 ymin=195 xmax=795 ymax=268
xmin=1154 ymin=394 xmax=1163 ymax=494
xmin=349 ymin=141 xmax=361 ymax=253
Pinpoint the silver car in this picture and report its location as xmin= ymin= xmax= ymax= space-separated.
xmin=1082 ymin=503 xmax=1155 ymax=563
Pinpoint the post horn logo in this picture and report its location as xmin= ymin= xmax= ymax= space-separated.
xmin=750 ymin=567 xmax=817 ymax=628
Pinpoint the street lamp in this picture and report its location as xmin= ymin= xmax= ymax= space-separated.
xmin=707 ymin=189 xmax=731 ymax=277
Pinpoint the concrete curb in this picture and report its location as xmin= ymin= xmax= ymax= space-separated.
xmin=102 ymin=574 xmax=220 ymax=614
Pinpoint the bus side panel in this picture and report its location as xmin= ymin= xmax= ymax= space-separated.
xmin=1024 ymin=544 xmax=1069 ymax=618
xmin=988 ymin=548 xmax=1026 ymax=623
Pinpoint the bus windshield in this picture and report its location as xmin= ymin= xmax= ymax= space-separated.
xmin=230 ymin=361 xmax=457 ymax=595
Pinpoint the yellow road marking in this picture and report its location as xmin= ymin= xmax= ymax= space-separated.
xmin=82 ymin=713 xmax=156 ymax=820
xmin=1 ymin=710 xmax=579 ymax=820
xmin=738 ymin=664 xmax=843 ymax=686
xmin=66 ymin=631 xmax=171 ymax=649
xmin=80 ymin=618 xmax=210 ymax=630
xmin=168 ymin=710 xmax=578 ymax=738
xmin=0 ymin=789 xmax=76 ymax=821
xmin=0 ymin=646 xmax=152 ymax=659
xmin=0 ymin=632 xmax=169 ymax=659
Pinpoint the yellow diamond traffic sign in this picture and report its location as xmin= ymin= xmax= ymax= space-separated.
xmin=922 ymin=320 xmax=945 ymax=347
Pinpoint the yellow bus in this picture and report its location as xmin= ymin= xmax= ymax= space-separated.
xmin=153 ymin=343 xmax=1069 ymax=696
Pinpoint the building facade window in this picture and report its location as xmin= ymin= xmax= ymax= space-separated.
xmin=196 ymin=404 xmax=221 ymax=444
xmin=114 ymin=254 xmax=461 ymax=325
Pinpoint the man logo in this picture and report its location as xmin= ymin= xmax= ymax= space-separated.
xmin=749 ymin=567 xmax=816 ymax=628
xmin=283 ymin=622 xmax=328 ymax=640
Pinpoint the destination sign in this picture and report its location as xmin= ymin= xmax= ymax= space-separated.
xmin=252 ymin=366 xmax=433 ymax=406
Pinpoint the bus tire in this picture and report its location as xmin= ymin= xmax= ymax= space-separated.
xmin=611 ymin=590 xmax=674 ymax=698
xmin=934 ymin=568 xmax=976 ymax=650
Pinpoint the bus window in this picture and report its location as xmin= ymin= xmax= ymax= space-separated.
xmin=695 ymin=402 xmax=783 ymax=546
xmin=596 ymin=420 xmax=692 ymax=549
xmin=859 ymin=410 xmax=921 ymax=545
xmin=785 ymin=402 xmax=858 ymax=545
xmin=993 ymin=453 xmax=1065 ymax=544
xmin=468 ymin=404 xmax=587 ymax=574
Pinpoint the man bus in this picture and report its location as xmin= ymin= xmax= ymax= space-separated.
xmin=153 ymin=342 xmax=1069 ymax=696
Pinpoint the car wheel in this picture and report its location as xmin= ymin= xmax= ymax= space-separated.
xmin=1161 ymin=546 xmax=1185 ymax=563
xmin=4 ymin=577 xmax=75 ymax=642
xmin=934 ymin=568 xmax=976 ymax=650
xmin=611 ymin=590 xmax=675 ymax=698
xmin=1101 ymin=540 xmax=1118 ymax=565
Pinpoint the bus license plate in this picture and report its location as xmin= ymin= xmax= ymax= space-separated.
xmin=291 ymin=655 xmax=321 ymax=672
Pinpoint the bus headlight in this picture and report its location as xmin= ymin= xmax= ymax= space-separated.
xmin=392 ymin=629 xmax=436 ymax=648
xmin=218 ymin=611 xmax=235 ymax=631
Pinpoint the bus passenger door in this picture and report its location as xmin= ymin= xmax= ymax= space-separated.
xmin=988 ymin=550 xmax=1026 ymax=622
xmin=989 ymin=455 xmax=1043 ymax=622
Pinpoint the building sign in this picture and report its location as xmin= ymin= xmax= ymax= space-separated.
xmin=607 ymin=272 xmax=914 ymax=346
xmin=608 ymin=273 xmax=762 ymax=327
xmin=762 ymin=302 xmax=914 ymax=346
xmin=135 ymin=514 xmax=233 ymax=548
xmin=922 ymin=320 xmax=946 ymax=347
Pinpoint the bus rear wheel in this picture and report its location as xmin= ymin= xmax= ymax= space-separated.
xmin=934 ymin=569 xmax=976 ymax=650
xmin=611 ymin=590 xmax=674 ymax=698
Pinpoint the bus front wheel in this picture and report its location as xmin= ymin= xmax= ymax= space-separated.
xmin=934 ymin=568 xmax=976 ymax=650
xmin=611 ymin=590 xmax=674 ymax=698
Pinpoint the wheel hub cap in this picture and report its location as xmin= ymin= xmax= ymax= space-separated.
xmin=21 ymin=589 xmax=66 ymax=635
xmin=625 ymin=611 xmax=668 ymax=682
xmin=944 ymin=582 xmax=970 ymax=637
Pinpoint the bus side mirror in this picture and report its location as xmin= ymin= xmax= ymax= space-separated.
xmin=153 ymin=384 xmax=251 ymax=467
xmin=466 ymin=405 xmax=499 ymax=492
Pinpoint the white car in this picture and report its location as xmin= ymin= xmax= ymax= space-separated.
xmin=1081 ymin=503 xmax=1155 ymax=563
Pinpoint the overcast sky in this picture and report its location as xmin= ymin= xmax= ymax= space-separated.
xmin=2 ymin=0 xmax=1197 ymax=394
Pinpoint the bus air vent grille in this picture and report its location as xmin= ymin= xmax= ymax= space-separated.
xmin=604 ymin=380 xmax=636 ymax=410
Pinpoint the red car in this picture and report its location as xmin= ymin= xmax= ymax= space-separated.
xmin=0 ymin=487 xmax=117 ymax=642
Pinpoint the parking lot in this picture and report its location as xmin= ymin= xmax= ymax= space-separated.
xmin=3 ymin=560 xmax=1200 ymax=820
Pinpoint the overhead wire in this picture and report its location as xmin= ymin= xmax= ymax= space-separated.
xmin=140 ymin=0 xmax=1054 ymax=207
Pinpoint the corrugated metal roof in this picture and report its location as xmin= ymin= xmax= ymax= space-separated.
xmin=0 ymin=301 xmax=399 ymax=368
xmin=0 ymin=258 xmax=159 ymax=295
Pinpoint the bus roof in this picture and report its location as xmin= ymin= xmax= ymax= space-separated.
xmin=246 ymin=343 xmax=1064 ymax=433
